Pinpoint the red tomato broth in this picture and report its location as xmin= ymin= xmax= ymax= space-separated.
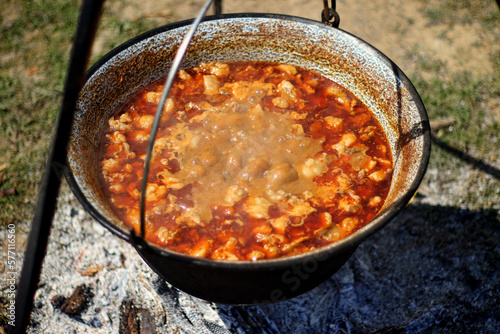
xmin=99 ymin=61 xmax=393 ymax=261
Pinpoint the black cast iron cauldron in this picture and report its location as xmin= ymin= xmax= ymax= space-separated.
xmin=65 ymin=14 xmax=430 ymax=305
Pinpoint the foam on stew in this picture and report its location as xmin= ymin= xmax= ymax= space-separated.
xmin=99 ymin=61 xmax=393 ymax=261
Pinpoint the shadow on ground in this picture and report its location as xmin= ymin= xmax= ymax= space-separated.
xmin=211 ymin=202 xmax=499 ymax=333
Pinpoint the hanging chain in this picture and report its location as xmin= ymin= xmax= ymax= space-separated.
xmin=322 ymin=0 xmax=340 ymax=28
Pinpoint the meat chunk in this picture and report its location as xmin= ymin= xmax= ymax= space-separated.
xmin=331 ymin=133 xmax=357 ymax=155
xmin=225 ymin=185 xmax=247 ymax=206
xmin=300 ymin=155 xmax=328 ymax=179
xmin=266 ymin=163 xmax=298 ymax=186
xmin=243 ymin=196 xmax=271 ymax=219
xmin=271 ymin=215 xmax=289 ymax=234
xmin=203 ymin=75 xmax=220 ymax=95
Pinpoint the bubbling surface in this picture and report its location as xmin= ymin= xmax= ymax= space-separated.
xmin=99 ymin=61 xmax=393 ymax=261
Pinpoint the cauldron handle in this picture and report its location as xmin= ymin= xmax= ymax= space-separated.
xmin=137 ymin=0 xmax=214 ymax=241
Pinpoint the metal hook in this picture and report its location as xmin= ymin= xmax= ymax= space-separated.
xmin=321 ymin=0 xmax=340 ymax=28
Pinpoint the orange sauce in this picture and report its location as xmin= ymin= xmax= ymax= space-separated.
xmin=99 ymin=61 xmax=393 ymax=260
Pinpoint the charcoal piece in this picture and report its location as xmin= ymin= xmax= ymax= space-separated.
xmin=59 ymin=284 xmax=93 ymax=316
xmin=50 ymin=295 xmax=66 ymax=309
xmin=119 ymin=300 xmax=139 ymax=334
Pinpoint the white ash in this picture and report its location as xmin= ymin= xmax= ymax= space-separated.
xmin=21 ymin=182 xmax=499 ymax=333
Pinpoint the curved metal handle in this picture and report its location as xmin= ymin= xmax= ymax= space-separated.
xmin=138 ymin=0 xmax=215 ymax=241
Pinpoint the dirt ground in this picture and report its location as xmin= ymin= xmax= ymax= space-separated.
xmin=88 ymin=0 xmax=499 ymax=145
xmin=99 ymin=0 xmax=497 ymax=77
xmin=95 ymin=0 xmax=499 ymax=126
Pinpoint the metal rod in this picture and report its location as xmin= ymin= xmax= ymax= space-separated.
xmin=9 ymin=0 xmax=104 ymax=332
xmin=138 ymin=0 xmax=214 ymax=240
xmin=214 ymin=0 xmax=222 ymax=16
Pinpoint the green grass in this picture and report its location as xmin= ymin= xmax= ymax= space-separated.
xmin=91 ymin=3 xmax=161 ymax=62
xmin=403 ymin=10 xmax=500 ymax=210
xmin=0 ymin=0 xmax=498 ymax=228
xmin=0 ymin=0 xmax=162 ymax=227
xmin=417 ymin=0 xmax=500 ymax=151
xmin=413 ymin=71 xmax=499 ymax=153
xmin=409 ymin=60 xmax=500 ymax=208
xmin=0 ymin=0 xmax=78 ymax=226
xmin=422 ymin=0 xmax=500 ymax=28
